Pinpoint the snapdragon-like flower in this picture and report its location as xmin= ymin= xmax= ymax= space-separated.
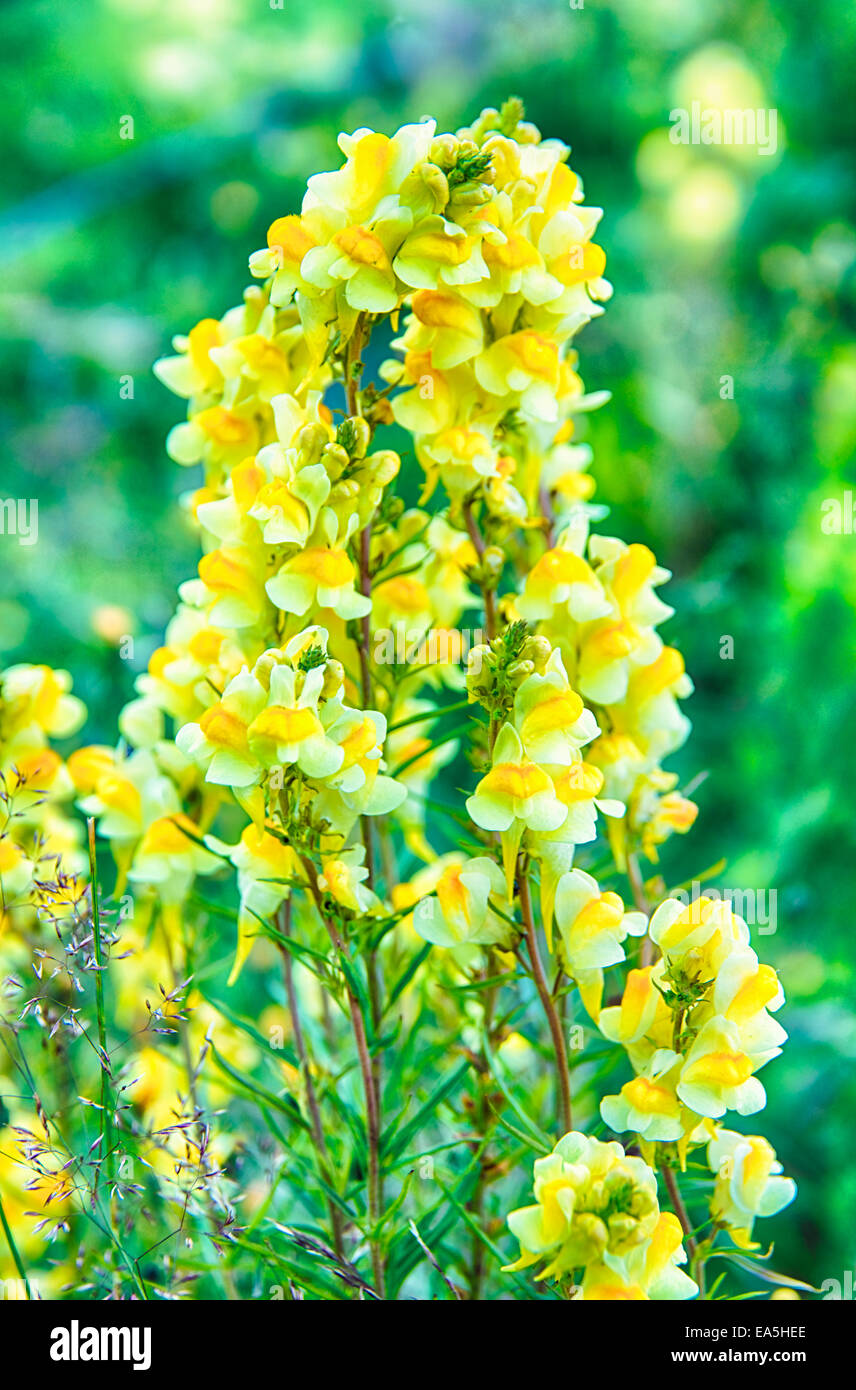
xmin=553 ymin=868 xmax=646 ymax=1018
xmin=707 ymin=1130 xmax=796 ymax=1249
xmin=0 ymin=663 xmax=89 ymax=936
xmin=413 ymin=855 xmax=513 ymax=949
xmin=600 ymin=895 xmax=787 ymax=1145
xmin=504 ymin=1131 xmax=696 ymax=1298
xmin=517 ymin=519 xmax=611 ymax=625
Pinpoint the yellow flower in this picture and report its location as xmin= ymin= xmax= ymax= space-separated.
xmin=402 ymin=289 xmax=485 ymax=368
xmin=476 ymin=330 xmax=561 ymax=420
xmin=504 ymin=1131 xmax=661 ymax=1282
xmin=1 ymin=663 xmax=86 ymax=742
xmin=580 ymin=1213 xmax=697 ymax=1300
xmin=266 ymin=547 xmax=372 ymax=622
xmin=193 ymin=543 xmax=271 ymax=629
xmin=677 ymin=1016 xmax=768 ymax=1119
xmin=247 ymin=662 xmax=345 ymax=781
xmin=413 ymin=855 xmax=512 ymax=948
xmin=707 ymin=1130 xmax=796 ymax=1248
xmin=466 ymin=722 xmax=565 ymax=890
xmin=601 ymin=1056 xmax=685 ymax=1142
xmin=393 ymin=215 xmax=488 ymax=291
xmin=517 ymin=522 xmax=611 ymax=624
xmin=176 ymin=667 xmax=267 ymax=787
xmin=553 ymin=867 xmax=646 ymax=1016
xmin=512 ymin=647 xmax=598 ymax=765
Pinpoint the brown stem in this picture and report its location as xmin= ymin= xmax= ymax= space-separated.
xmin=352 ymin=447 xmax=384 ymax=1109
xmin=277 ymin=900 xmax=344 ymax=1257
xmin=662 ymin=1162 xmax=705 ymax=1297
xmin=538 ymin=483 xmax=556 ymax=549
xmin=518 ymin=858 xmax=573 ymax=1134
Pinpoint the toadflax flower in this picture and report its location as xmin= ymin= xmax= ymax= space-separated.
xmin=503 ymin=1131 xmax=697 ymax=1299
xmin=707 ymin=1130 xmax=797 ymax=1249
xmin=413 ymin=855 xmax=513 ymax=948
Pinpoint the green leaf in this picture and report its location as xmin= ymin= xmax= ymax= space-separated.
xmin=382 ymin=1060 xmax=471 ymax=1161
xmin=706 ymin=1246 xmax=821 ymax=1294
xmin=384 ymin=943 xmax=433 ymax=1015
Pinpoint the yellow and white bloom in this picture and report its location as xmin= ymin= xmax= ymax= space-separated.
xmin=707 ymin=1130 xmax=796 ymax=1249
xmin=504 ymin=1132 xmax=662 ymax=1282
xmin=413 ymin=855 xmax=512 ymax=948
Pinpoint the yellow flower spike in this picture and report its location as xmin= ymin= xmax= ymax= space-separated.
xmin=45 ymin=102 xmax=797 ymax=1303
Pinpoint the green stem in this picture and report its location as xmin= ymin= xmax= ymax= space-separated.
xmin=0 ymin=1191 xmax=33 ymax=1299
xmin=301 ymin=857 xmax=385 ymax=1297
xmin=277 ymin=901 xmax=344 ymax=1259
xmin=387 ymin=699 xmax=471 ymax=733
xmin=627 ymin=851 xmax=655 ymax=967
xmin=467 ymin=973 xmax=500 ymax=1301
xmin=87 ymin=818 xmax=113 ymax=1195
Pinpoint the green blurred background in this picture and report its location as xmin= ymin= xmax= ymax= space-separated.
xmin=1 ymin=0 xmax=854 ymax=1292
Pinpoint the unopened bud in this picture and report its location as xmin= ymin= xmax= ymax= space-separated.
xmin=369 ymin=449 xmax=401 ymax=486
xmin=323 ymin=442 xmax=350 ymax=473
xmin=297 ymin=423 xmax=328 ymax=463
xmin=347 ymin=416 xmax=372 ymax=459
xmin=322 ymin=660 xmax=344 ymax=697
xmin=429 ymin=134 xmax=459 ymax=166
xmin=520 ymin=635 xmax=552 ymax=670
xmin=481 ymin=545 xmax=506 ymax=586
xmin=417 ymin=161 xmax=450 ymax=210
xmin=451 ymin=183 xmax=492 ymax=207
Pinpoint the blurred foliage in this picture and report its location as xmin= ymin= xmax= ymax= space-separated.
xmin=1 ymin=0 xmax=855 ymax=1292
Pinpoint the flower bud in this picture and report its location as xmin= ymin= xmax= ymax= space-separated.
xmin=481 ymin=545 xmax=506 ymax=586
xmin=429 ymin=133 xmax=459 ymax=166
xmin=297 ymin=423 xmax=328 ymax=463
xmin=322 ymin=442 xmax=350 ymax=474
xmin=520 ymin=635 xmax=552 ymax=671
xmin=338 ymin=415 xmax=371 ymax=459
xmin=506 ymin=659 xmax=535 ymax=685
xmin=368 ymin=450 xmax=401 ymax=487
xmin=322 ymin=660 xmax=344 ymax=697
